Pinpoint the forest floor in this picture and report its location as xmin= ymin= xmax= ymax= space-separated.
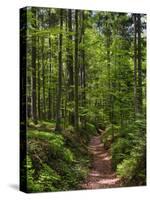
xmin=81 ymin=135 xmax=121 ymax=189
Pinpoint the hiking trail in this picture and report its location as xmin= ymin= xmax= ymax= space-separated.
xmin=81 ymin=135 xmax=121 ymax=189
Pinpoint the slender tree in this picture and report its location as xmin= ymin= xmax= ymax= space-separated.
xmin=41 ymin=36 xmax=46 ymax=119
xmin=31 ymin=7 xmax=37 ymax=122
xmin=74 ymin=10 xmax=79 ymax=131
xmin=133 ymin=14 xmax=138 ymax=117
xmin=55 ymin=9 xmax=63 ymax=132
xmin=137 ymin=14 xmax=142 ymax=114
xmin=37 ymin=36 xmax=41 ymax=120
xmin=67 ymin=9 xmax=74 ymax=125
xmin=48 ymin=9 xmax=52 ymax=120
xmin=80 ymin=10 xmax=86 ymax=127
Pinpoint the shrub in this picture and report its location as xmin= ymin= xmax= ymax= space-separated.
xmin=111 ymin=138 xmax=131 ymax=170
xmin=26 ymin=155 xmax=61 ymax=192
xmin=85 ymin=122 xmax=97 ymax=135
xmin=117 ymin=139 xmax=146 ymax=186
xmin=25 ymin=129 xmax=89 ymax=192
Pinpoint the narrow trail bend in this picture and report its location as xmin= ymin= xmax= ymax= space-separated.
xmin=81 ymin=135 xmax=121 ymax=189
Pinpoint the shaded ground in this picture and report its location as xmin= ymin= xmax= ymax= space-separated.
xmin=81 ymin=135 xmax=121 ymax=189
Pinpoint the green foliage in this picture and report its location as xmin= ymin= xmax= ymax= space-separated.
xmin=24 ymin=7 xmax=146 ymax=191
xmin=26 ymin=156 xmax=61 ymax=192
xmin=28 ymin=130 xmax=74 ymax=163
xmin=99 ymin=112 xmax=146 ymax=186
xmin=28 ymin=129 xmax=63 ymax=143
xmin=117 ymin=158 xmax=137 ymax=181
xmin=111 ymin=138 xmax=131 ymax=169
xmin=26 ymin=126 xmax=89 ymax=192
xmin=101 ymin=125 xmax=120 ymax=149
xmin=36 ymin=164 xmax=61 ymax=192
xmin=85 ymin=123 xmax=97 ymax=135
xmin=26 ymin=155 xmax=35 ymax=191
xmin=110 ymin=116 xmax=146 ymax=185
xmin=28 ymin=120 xmax=55 ymax=131
xmin=117 ymin=136 xmax=146 ymax=185
xmin=63 ymin=148 xmax=74 ymax=163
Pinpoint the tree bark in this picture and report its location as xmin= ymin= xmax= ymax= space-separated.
xmin=67 ymin=9 xmax=74 ymax=125
xmin=41 ymin=36 xmax=46 ymax=119
xmin=37 ymin=36 xmax=41 ymax=120
xmin=55 ymin=9 xmax=63 ymax=132
xmin=133 ymin=14 xmax=138 ymax=117
xmin=80 ymin=11 xmax=86 ymax=127
xmin=31 ymin=7 xmax=37 ymax=122
xmin=137 ymin=14 xmax=142 ymax=114
xmin=48 ymin=9 xmax=52 ymax=120
xmin=75 ymin=10 xmax=79 ymax=131
xmin=82 ymin=11 xmax=86 ymax=104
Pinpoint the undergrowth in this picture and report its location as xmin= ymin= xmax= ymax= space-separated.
xmin=23 ymin=121 xmax=92 ymax=192
xmin=101 ymin=116 xmax=146 ymax=186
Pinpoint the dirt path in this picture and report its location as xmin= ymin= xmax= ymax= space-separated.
xmin=81 ymin=135 xmax=121 ymax=189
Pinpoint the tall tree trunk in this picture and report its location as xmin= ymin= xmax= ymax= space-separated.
xmin=81 ymin=10 xmax=86 ymax=127
xmin=133 ymin=14 xmax=138 ymax=117
xmin=48 ymin=37 xmax=52 ymax=120
xmin=82 ymin=11 xmax=86 ymax=104
xmin=55 ymin=9 xmax=63 ymax=132
xmin=41 ymin=36 xmax=46 ymax=119
xmin=31 ymin=7 xmax=37 ymax=122
xmin=137 ymin=14 xmax=142 ymax=114
xmin=107 ymin=40 xmax=111 ymax=121
xmin=106 ymin=29 xmax=112 ymax=127
xmin=74 ymin=10 xmax=79 ymax=131
xmin=48 ymin=10 xmax=52 ymax=120
xmin=80 ymin=10 xmax=85 ymax=102
xmin=67 ymin=9 xmax=74 ymax=125
xmin=37 ymin=36 xmax=41 ymax=120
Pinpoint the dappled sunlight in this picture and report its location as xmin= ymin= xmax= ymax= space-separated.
xmin=81 ymin=136 xmax=121 ymax=189
xmin=98 ymin=178 xmax=120 ymax=185
xmin=21 ymin=6 xmax=146 ymax=192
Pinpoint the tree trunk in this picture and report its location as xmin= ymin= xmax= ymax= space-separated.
xmin=55 ymin=9 xmax=63 ymax=132
xmin=67 ymin=9 xmax=74 ymax=125
xmin=81 ymin=11 xmax=86 ymax=127
xmin=74 ymin=10 xmax=79 ymax=131
xmin=48 ymin=10 xmax=52 ymax=120
xmin=37 ymin=36 xmax=41 ymax=120
xmin=137 ymin=14 xmax=142 ymax=114
xmin=31 ymin=7 xmax=37 ymax=123
xmin=133 ymin=14 xmax=138 ymax=117
xmin=41 ymin=36 xmax=46 ymax=119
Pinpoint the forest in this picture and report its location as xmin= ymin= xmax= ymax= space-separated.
xmin=20 ymin=7 xmax=146 ymax=192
